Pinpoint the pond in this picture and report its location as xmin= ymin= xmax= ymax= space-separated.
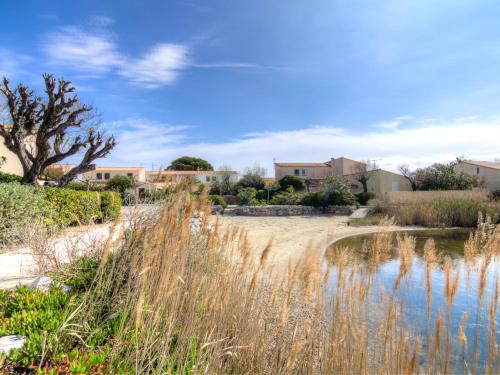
xmin=323 ymin=228 xmax=500 ymax=372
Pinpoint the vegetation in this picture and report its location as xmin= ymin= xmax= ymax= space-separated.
xmin=355 ymin=191 xmax=376 ymax=205
xmin=399 ymin=162 xmax=478 ymax=191
xmin=0 ymin=171 xmax=22 ymax=184
xmin=373 ymin=190 xmax=500 ymax=227
xmin=236 ymin=172 xmax=265 ymax=191
xmin=236 ymin=187 xmax=259 ymax=205
xmin=493 ymin=189 xmax=500 ymax=201
xmin=350 ymin=160 xmax=378 ymax=193
xmin=1 ymin=195 xmax=500 ymax=374
xmin=105 ymin=174 xmax=134 ymax=195
xmin=278 ymin=175 xmax=306 ymax=192
xmin=0 ymin=74 xmax=115 ymax=186
xmin=208 ymin=194 xmax=227 ymax=208
xmin=167 ymin=156 xmax=213 ymax=171
xmin=270 ymin=190 xmax=301 ymax=205
xmin=0 ymin=183 xmax=121 ymax=247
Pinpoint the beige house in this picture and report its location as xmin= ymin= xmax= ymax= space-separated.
xmin=0 ymin=138 xmax=23 ymax=176
xmin=146 ymin=170 xmax=238 ymax=185
xmin=455 ymin=160 xmax=500 ymax=192
xmin=274 ymin=156 xmax=411 ymax=193
xmin=82 ymin=166 xmax=146 ymax=184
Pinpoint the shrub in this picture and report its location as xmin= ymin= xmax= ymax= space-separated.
xmin=44 ymin=188 xmax=101 ymax=227
xmin=256 ymin=189 xmax=268 ymax=201
xmin=0 ymin=183 xmax=55 ymax=246
xmin=355 ymin=192 xmax=376 ymax=205
xmin=236 ymin=187 xmax=259 ymax=206
xmin=319 ymin=176 xmax=357 ymax=206
xmin=278 ymin=175 xmax=306 ymax=192
xmin=208 ymin=195 xmax=227 ymax=208
xmin=236 ymin=173 xmax=265 ymax=191
xmin=299 ymin=192 xmax=322 ymax=207
xmin=492 ymin=189 xmax=500 ymax=201
xmin=0 ymin=172 xmax=22 ymax=183
xmin=269 ymin=191 xmax=301 ymax=205
xmin=99 ymin=191 xmax=121 ymax=221
xmin=66 ymin=181 xmax=88 ymax=191
xmin=223 ymin=194 xmax=237 ymax=205
xmin=105 ymin=174 xmax=134 ymax=195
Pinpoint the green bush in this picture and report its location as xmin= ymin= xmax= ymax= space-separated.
xmin=299 ymin=192 xmax=322 ymax=207
xmin=256 ymin=189 xmax=268 ymax=201
xmin=355 ymin=192 xmax=376 ymax=205
xmin=278 ymin=175 xmax=306 ymax=192
xmin=236 ymin=187 xmax=259 ymax=206
xmin=66 ymin=181 xmax=88 ymax=191
xmin=44 ymin=188 xmax=101 ymax=227
xmin=492 ymin=189 xmax=500 ymax=201
xmin=99 ymin=191 xmax=121 ymax=221
xmin=270 ymin=191 xmax=301 ymax=205
xmin=106 ymin=174 xmax=134 ymax=195
xmin=0 ymin=183 xmax=55 ymax=246
xmin=0 ymin=172 xmax=22 ymax=183
xmin=208 ymin=195 xmax=227 ymax=208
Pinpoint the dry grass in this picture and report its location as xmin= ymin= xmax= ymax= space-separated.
xmin=373 ymin=190 xmax=500 ymax=227
xmin=63 ymin=191 xmax=500 ymax=374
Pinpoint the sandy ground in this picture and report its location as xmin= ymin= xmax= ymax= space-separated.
xmin=214 ymin=215 xmax=420 ymax=272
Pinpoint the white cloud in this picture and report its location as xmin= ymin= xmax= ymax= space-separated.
xmin=103 ymin=116 xmax=500 ymax=175
xmin=0 ymin=49 xmax=32 ymax=79
xmin=43 ymin=26 xmax=121 ymax=75
xmin=118 ymin=44 xmax=189 ymax=88
xmin=376 ymin=115 xmax=413 ymax=129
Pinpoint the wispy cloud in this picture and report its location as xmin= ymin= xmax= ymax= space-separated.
xmin=376 ymin=115 xmax=413 ymax=129
xmin=118 ymin=44 xmax=189 ymax=88
xmin=0 ymin=49 xmax=33 ymax=79
xmin=43 ymin=26 xmax=121 ymax=76
xmin=104 ymin=116 xmax=500 ymax=174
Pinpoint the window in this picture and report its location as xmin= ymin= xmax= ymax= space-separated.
xmin=127 ymin=173 xmax=133 ymax=178
xmin=350 ymin=184 xmax=359 ymax=189
xmin=211 ymin=176 xmax=217 ymax=182
xmin=477 ymin=167 xmax=480 ymax=174
xmin=104 ymin=173 xmax=110 ymax=180
xmin=294 ymin=169 xmax=300 ymax=176
xmin=301 ymin=169 xmax=306 ymax=176
xmin=96 ymin=173 xmax=102 ymax=180
xmin=206 ymin=176 xmax=210 ymax=182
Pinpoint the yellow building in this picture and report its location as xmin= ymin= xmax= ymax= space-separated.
xmin=0 ymin=137 xmax=23 ymax=176
xmin=82 ymin=166 xmax=146 ymax=184
xmin=455 ymin=160 xmax=500 ymax=192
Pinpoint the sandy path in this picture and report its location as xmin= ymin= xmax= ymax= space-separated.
xmin=215 ymin=215 xmax=424 ymax=271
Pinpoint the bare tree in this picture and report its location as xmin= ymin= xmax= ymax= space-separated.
xmin=398 ymin=164 xmax=418 ymax=191
xmin=351 ymin=160 xmax=378 ymax=193
xmin=0 ymin=74 xmax=115 ymax=185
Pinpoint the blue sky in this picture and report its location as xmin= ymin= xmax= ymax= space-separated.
xmin=1 ymin=0 xmax=500 ymax=174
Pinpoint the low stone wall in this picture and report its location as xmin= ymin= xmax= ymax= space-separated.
xmin=218 ymin=205 xmax=355 ymax=216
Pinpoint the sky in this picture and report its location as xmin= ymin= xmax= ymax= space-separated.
xmin=1 ymin=0 xmax=500 ymax=175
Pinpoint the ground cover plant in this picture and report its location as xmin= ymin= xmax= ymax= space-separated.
xmin=373 ymin=190 xmax=500 ymax=227
xmin=1 ymin=193 xmax=499 ymax=374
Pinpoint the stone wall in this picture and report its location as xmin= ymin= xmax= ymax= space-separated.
xmin=214 ymin=205 xmax=355 ymax=216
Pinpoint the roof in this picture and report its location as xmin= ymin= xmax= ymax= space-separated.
xmin=146 ymin=170 xmax=237 ymax=175
xmin=274 ymin=162 xmax=330 ymax=167
xmin=461 ymin=160 xmax=500 ymax=171
xmin=93 ymin=166 xmax=144 ymax=170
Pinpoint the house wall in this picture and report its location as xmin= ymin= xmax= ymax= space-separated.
xmin=332 ymin=157 xmax=364 ymax=176
xmin=83 ymin=168 xmax=146 ymax=183
xmin=146 ymin=171 xmax=238 ymax=184
xmin=455 ymin=163 xmax=500 ymax=192
xmin=274 ymin=165 xmax=332 ymax=180
xmin=345 ymin=170 xmax=412 ymax=193
xmin=0 ymin=140 xmax=23 ymax=176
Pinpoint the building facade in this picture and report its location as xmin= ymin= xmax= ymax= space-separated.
xmin=455 ymin=160 xmax=500 ymax=192
xmin=146 ymin=170 xmax=238 ymax=184
xmin=274 ymin=156 xmax=411 ymax=193
xmin=0 ymin=138 xmax=23 ymax=176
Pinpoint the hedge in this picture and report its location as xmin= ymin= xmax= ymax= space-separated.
xmin=0 ymin=183 xmax=122 ymax=247
xmin=0 ymin=172 xmax=23 ymax=184
xmin=0 ymin=183 xmax=55 ymax=246
xmin=208 ymin=195 xmax=227 ymax=208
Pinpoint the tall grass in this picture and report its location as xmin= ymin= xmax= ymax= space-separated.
xmin=373 ymin=190 xmax=500 ymax=227
xmin=60 ymin=191 xmax=500 ymax=373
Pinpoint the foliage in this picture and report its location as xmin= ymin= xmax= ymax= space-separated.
xmin=0 ymin=171 xmax=23 ymax=183
xmin=139 ymin=189 xmax=166 ymax=203
xmin=208 ymin=195 xmax=227 ymax=208
xmin=0 ymin=183 xmax=55 ymax=246
xmin=44 ymin=188 xmax=102 ymax=227
xmin=222 ymin=194 xmax=237 ymax=205
xmin=492 ymin=189 xmax=500 ymax=201
xmin=209 ymin=176 xmax=235 ymax=196
xmin=236 ymin=187 xmax=259 ymax=205
xmin=0 ymin=74 xmax=115 ymax=186
xmin=269 ymin=191 xmax=301 ymax=205
xmin=350 ymin=160 xmax=378 ymax=193
xmin=255 ymin=189 xmax=268 ymax=201
xmin=278 ymin=175 xmax=306 ymax=192
xmin=66 ymin=181 xmax=88 ymax=191
xmin=236 ymin=173 xmax=265 ymax=191
xmin=167 ymin=156 xmax=213 ymax=171
xmin=105 ymin=174 xmax=134 ymax=195
xmin=373 ymin=190 xmax=500 ymax=227
xmin=99 ymin=191 xmax=122 ymax=221
xmin=0 ymin=156 xmax=5 ymax=169
xmin=355 ymin=192 xmax=376 ymax=205
xmin=399 ymin=162 xmax=478 ymax=191
xmin=299 ymin=192 xmax=322 ymax=207
xmin=319 ymin=175 xmax=357 ymax=206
